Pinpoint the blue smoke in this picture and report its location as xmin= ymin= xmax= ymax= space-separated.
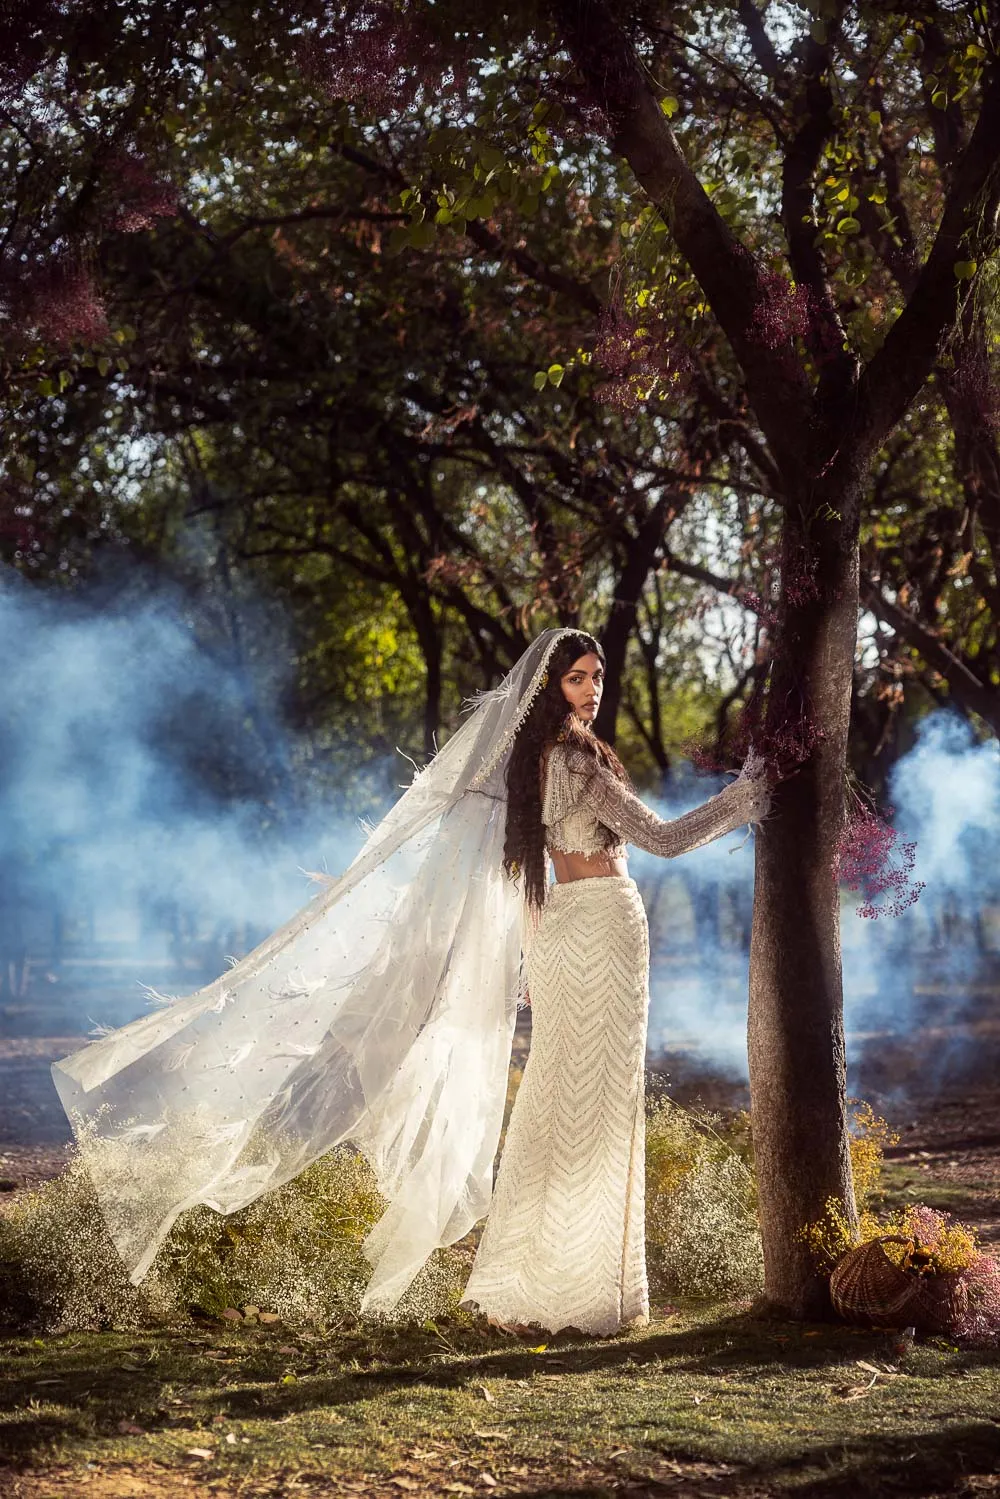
xmin=0 ymin=569 xmax=366 ymax=1031
xmin=638 ymin=714 xmax=1000 ymax=1088
xmin=2 ymin=560 xmax=997 ymax=1096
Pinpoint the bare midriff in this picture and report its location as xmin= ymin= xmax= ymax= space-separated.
xmin=549 ymin=849 xmax=629 ymax=883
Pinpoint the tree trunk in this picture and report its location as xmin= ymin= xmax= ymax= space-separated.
xmin=596 ymin=494 xmax=673 ymax=744
xmin=747 ymin=482 xmax=861 ymax=1316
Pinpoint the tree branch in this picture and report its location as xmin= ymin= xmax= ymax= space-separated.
xmin=860 ymin=570 xmax=1000 ymax=734
xmin=857 ymin=66 xmax=1000 ymax=454
xmin=778 ymin=6 xmax=855 ymax=389
xmin=551 ymin=0 xmax=814 ymax=475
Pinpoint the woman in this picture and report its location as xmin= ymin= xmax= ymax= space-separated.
xmin=462 ymin=631 xmax=768 ymax=1335
xmin=52 ymin=627 xmax=766 ymax=1332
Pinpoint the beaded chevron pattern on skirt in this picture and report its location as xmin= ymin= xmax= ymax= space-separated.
xmin=463 ymin=876 xmax=650 ymax=1336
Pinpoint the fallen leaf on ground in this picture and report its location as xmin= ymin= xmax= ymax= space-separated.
xmin=220 ymin=1308 xmax=242 ymax=1322
xmin=390 ymin=1479 xmax=420 ymax=1491
xmin=478 ymin=1385 xmax=495 ymax=1403
xmin=185 ymin=1447 xmax=215 ymax=1459
xmin=116 ymin=1420 xmax=145 ymax=1435
xmin=480 ymin=1475 xmax=498 ymax=1488
xmin=259 ymin=1312 xmax=281 ymax=1324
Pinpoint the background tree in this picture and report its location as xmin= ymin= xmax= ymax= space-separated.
xmin=5 ymin=0 xmax=1000 ymax=1318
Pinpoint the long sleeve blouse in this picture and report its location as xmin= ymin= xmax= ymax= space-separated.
xmin=541 ymin=741 xmax=770 ymax=861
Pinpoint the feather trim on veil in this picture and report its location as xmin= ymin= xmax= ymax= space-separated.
xmin=52 ymin=629 xmax=578 ymax=1313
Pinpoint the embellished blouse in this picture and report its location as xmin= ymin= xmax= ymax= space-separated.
xmin=541 ymin=741 xmax=770 ymax=861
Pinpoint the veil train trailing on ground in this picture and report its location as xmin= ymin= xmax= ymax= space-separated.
xmin=52 ymin=630 xmax=575 ymax=1314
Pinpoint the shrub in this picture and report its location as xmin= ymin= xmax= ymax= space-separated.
xmin=0 ymin=1143 xmax=465 ymax=1332
xmin=644 ymin=1092 xmax=763 ymax=1301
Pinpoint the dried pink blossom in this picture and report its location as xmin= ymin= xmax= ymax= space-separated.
xmin=836 ymin=798 xmax=925 ymax=919
xmin=593 ymin=303 xmax=693 ymax=412
xmin=23 ymin=262 xmax=108 ymax=346
xmin=301 ymin=2 xmax=465 ymax=117
xmin=747 ymin=270 xmax=814 ymax=351
xmin=955 ymin=1253 xmax=1000 ymax=1345
xmin=109 ymin=152 xmax=178 ymax=233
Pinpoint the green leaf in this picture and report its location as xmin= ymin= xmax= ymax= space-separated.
xmin=953 ymin=259 xmax=978 ymax=280
xmin=409 ymin=220 xmax=435 ymax=249
xmin=966 ymin=43 xmax=986 ymax=61
xmin=731 ymin=148 xmax=751 ymax=172
xmin=547 ymin=363 xmax=565 ymax=387
xmin=533 ymin=370 xmax=548 ymax=391
xmin=39 ymin=378 xmax=55 ymax=396
xmin=58 ymin=369 xmax=72 ymax=392
xmin=931 ymin=89 xmax=948 ymax=109
xmin=636 ymin=288 xmax=652 ymax=308
xmin=836 ymin=216 xmax=861 ymax=235
xmin=867 ymin=188 xmax=886 ymax=205
xmin=659 ymin=96 xmax=679 ymax=119
xmin=386 ymin=226 xmax=410 ymax=256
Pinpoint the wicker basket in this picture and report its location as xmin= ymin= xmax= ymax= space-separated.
xmin=830 ymin=1236 xmax=969 ymax=1335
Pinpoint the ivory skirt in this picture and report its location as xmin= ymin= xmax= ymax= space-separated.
xmin=463 ymin=875 xmax=650 ymax=1336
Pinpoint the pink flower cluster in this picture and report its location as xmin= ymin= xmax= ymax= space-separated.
xmin=689 ymin=695 xmax=823 ymax=779
xmin=747 ymin=270 xmax=814 ymax=351
xmin=835 ymin=800 xmax=925 ymax=919
xmin=24 ymin=263 xmax=108 ymax=347
xmin=110 ymin=152 xmax=178 ymax=233
xmin=303 ymin=3 xmax=460 ymax=116
xmin=904 ymin=1205 xmax=1000 ymax=1345
xmin=593 ymin=304 xmax=692 ymax=412
xmin=956 ymin=1252 xmax=1000 ymax=1345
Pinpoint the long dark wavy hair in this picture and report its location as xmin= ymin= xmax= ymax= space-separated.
xmin=503 ymin=632 xmax=629 ymax=908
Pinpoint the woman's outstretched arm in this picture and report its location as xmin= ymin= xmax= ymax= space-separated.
xmin=569 ymin=749 xmax=771 ymax=859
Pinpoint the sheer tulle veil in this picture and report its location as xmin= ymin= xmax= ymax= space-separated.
xmin=52 ymin=628 xmax=579 ymax=1314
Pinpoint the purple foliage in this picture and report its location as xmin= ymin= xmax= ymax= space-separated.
xmin=747 ymin=269 xmax=814 ymax=350
xmin=21 ymin=262 xmax=109 ymax=346
xmin=302 ymin=1 xmax=465 ymax=116
xmin=836 ymin=799 xmax=925 ymax=919
xmin=110 ymin=151 xmax=179 ymax=233
xmin=593 ymin=303 xmax=693 ymax=411
xmin=955 ymin=1253 xmax=1000 ymax=1345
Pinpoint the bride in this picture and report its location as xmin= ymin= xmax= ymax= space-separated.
xmin=52 ymin=627 xmax=769 ymax=1336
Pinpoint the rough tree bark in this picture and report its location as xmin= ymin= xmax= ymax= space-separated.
xmin=554 ymin=0 xmax=1000 ymax=1314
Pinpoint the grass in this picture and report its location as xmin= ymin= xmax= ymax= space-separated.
xmin=2 ymin=1304 xmax=999 ymax=1497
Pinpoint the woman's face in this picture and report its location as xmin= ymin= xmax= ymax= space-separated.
xmin=560 ymin=651 xmax=604 ymax=724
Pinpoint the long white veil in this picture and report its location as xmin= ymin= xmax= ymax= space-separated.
xmin=52 ymin=629 xmax=577 ymax=1314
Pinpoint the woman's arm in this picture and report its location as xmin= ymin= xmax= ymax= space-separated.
xmin=569 ymin=749 xmax=770 ymax=859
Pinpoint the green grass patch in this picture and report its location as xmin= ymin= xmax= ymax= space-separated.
xmin=876 ymin=1161 xmax=998 ymax=1216
xmin=2 ymin=1307 xmax=999 ymax=1497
